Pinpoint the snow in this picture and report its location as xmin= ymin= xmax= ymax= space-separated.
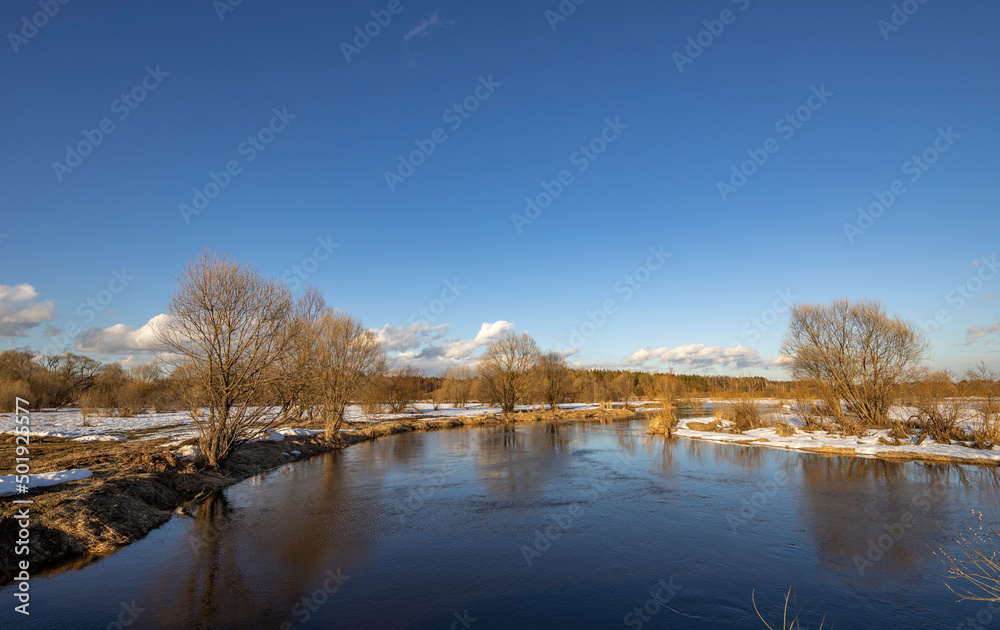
xmin=672 ymin=405 xmax=1000 ymax=464
xmin=175 ymin=444 xmax=203 ymax=460
xmin=0 ymin=469 xmax=92 ymax=497
xmin=72 ymin=434 xmax=127 ymax=442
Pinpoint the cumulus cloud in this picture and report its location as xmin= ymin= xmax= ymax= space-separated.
xmin=371 ymin=322 xmax=448 ymax=352
xmin=625 ymin=343 xmax=770 ymax=369
xmin=0 ymin=284 xmax=56 ymax=337
xmin=75 ymin=314 xmax=167 ymax=354
xmin=371 ymin=320 xmax=514 ymax=373
xmin=967 ymin=319 xmax=1000 ymax=345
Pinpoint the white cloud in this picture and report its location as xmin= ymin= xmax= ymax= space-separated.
xmin=371 ymin=322 xmax=447 ymax=352
xmin=371 ymin=320 xmax=514 ymax=373
xmin=0 ymin=284 xmax=55 ymax=337
xmin=403 ymin=12 xmax=452 ymax=40
xmin=75 ymin=314 xmax=167 ymax=354
xmin=625 ymin=343 xmax=770 ymax=369
xmin=967 ymin=319 xmax=1000 ymax=345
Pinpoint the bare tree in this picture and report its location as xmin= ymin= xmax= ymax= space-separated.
xmin=780 ymin=298 xmax=928 ymax=428
xmin=380 ymin=366 xmax=423 ymax=413
xmin=443 ymin=366 xmax=474 ymax=408
xmin=534 ymin=352 xmax=573 ymax=410
xmin=154 ymin=251 xmax=294 ymax=466
xmin=477 ymin=331 xmax=540 ymax=413
xmin=314 ymin=310 xmax=386 ymax=438
xmin=272 ymin=286 xmax=326 ymax=423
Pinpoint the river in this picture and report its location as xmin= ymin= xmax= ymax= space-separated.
xmin=3 ymin=416 xmax=999 ymax=629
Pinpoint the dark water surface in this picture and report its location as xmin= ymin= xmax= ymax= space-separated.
xmin=4 ymin=417 xmax=1000 ymax=629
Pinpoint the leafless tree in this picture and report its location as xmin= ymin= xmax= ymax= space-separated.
xmin=314 ymin=310 xmax=387 ymax=438
xmin=154 ymin=251 xmax=295 ymax=466
xmin=380 ymin=366 xmax=423 ymax=413
xmin=534 ymin=352 xmax=573 ymax=410
xmin=442 ymin=366 xmax=474 ymax=408
xmin=477 ymin=332 xmax=540 ymax=413
xmin=780 ymin=298 xmax=928 ymax=428
xmin=271 ymin=286 xmax=326 ymax=423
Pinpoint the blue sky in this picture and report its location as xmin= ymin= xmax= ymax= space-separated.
xmin=1 ymin=0 xmax=997 ymax=376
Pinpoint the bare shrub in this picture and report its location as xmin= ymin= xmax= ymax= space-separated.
xmin=903 ymin=370 xmax=967 ymax=444
xmin=781 ymin=298 xmax=928 ymax=429
xmin=715 ymin=398 xmax=769 ymax=433
xmin=0 ymin=378 xmax=31 ymax=413
xmin=936 ymin=506 xmax=1000 ymax=602
xmin=753 ymin=585 xmax=827 ymax=629
xmin=647 ymin=406 xmax=678 ymax=437
xmin=966 ymin=363 xmax=1000 ymax=449
xmin=154 ymin=251 xmax=295 ymax=466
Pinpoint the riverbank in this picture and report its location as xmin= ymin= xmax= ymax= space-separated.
xmin=0 ymin=406 xmax=633 ymax=583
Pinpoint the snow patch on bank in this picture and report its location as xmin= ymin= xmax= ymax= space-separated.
xmin=0 ymin=469 xmax=92 ymax=497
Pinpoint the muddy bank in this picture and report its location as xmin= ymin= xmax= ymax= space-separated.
xmin=0 ymin=407 xmax=633 ymax=583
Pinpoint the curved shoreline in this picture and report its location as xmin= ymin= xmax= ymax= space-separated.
xmin=0 ymin=407 xmax=633 ymax=584
xmin=5 ymin=404 xmax=998 ymax=585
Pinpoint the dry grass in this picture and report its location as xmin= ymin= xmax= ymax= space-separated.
xmin=687 ymin=420 xmax=722 ymax=432
xmin=774 ymin=424 xmax=797 ymax=437
xmin=936 ymin=505 xmax=1000 ymax=602
xmin=714 ymin=398 xmax=780 ymax=433
xmin=646 ymin=406 xmax=678 ymax=437
xmin=753 ymin=585 xmax=826 ymax=630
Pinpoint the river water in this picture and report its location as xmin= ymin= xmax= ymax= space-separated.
xmin=3 ymin=416 xmax=999 ymax=629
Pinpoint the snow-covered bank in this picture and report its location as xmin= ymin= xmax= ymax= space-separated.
xmin=672 ymin=405 xmax=1000 ymax=466
xmin=0 ymin=469 xmax=92 ymax=497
